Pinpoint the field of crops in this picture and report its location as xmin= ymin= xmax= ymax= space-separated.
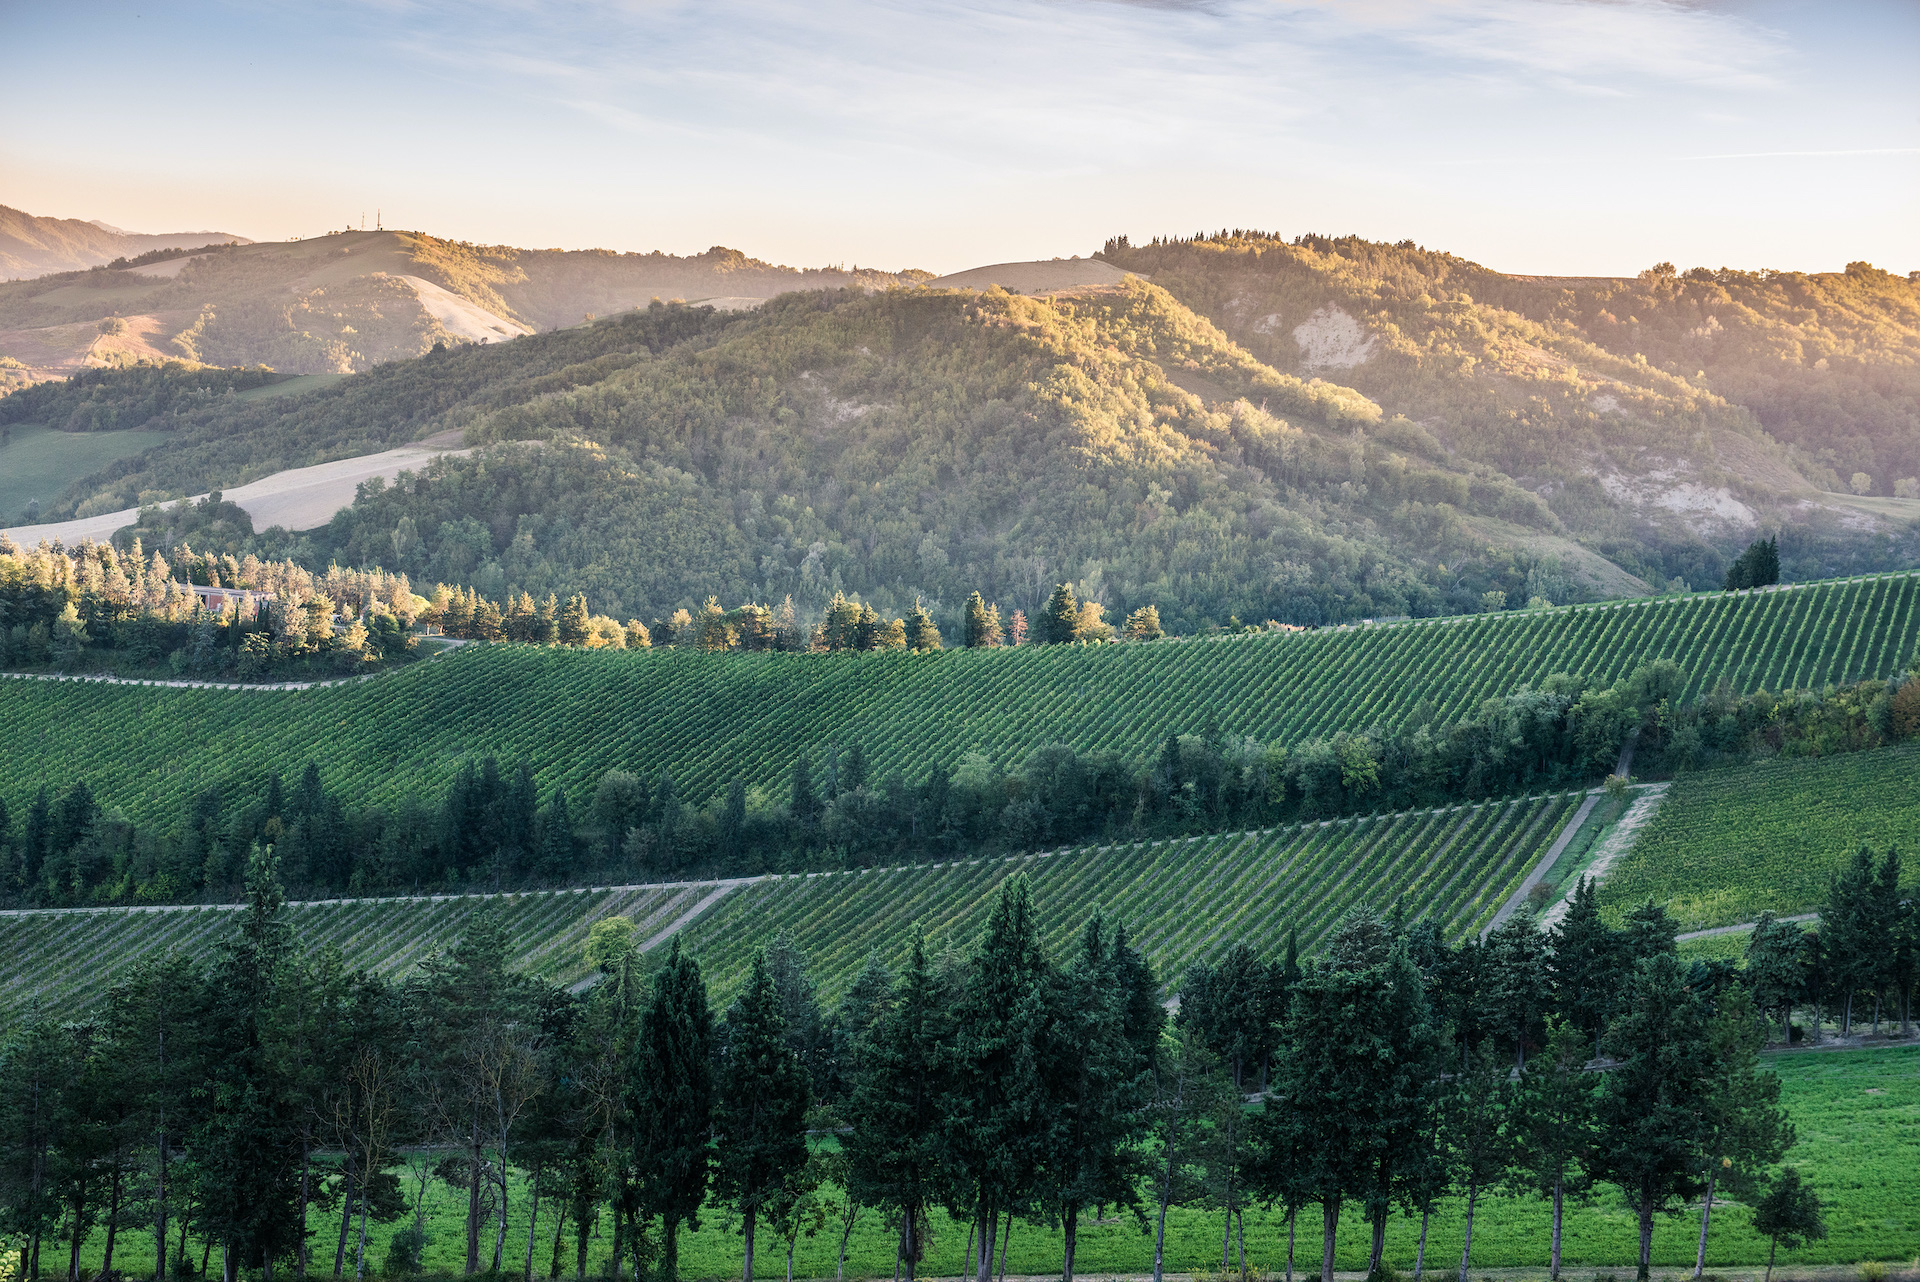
xmin=0 ymin=882 xmax=702 ymax=1020
xmin=675 ymin=790 xmax=1582 ymax=1002
xmin=1595 ymin=741 xmax=1920 ymax=933
xmin=0 ymin=790 xmax=1582 ymax=1018
xmin=2 ymin=571 xmax=1914 ymax=824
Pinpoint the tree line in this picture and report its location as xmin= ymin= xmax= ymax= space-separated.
xmin=5 ymin=661 xmax=1915 ymax=908
xmin=0 ymin=856 xmax=1841 ymax=1282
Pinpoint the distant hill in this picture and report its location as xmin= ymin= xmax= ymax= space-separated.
xmin=0 ymin=216 xmax=932 ymax=381
xmin=0 ymin=203 xmax=249 ymax=279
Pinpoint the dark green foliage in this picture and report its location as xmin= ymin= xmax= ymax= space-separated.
xmin=1751 ymin=1167 xmax=1826 ymax=1282
xmin=713 ymin=952 xmax=811 ymax=1279
xmin=1724 ymin=537 xmax=1781 ymax=591
xmin=631 ymin=939 xmax=714 ymax=1282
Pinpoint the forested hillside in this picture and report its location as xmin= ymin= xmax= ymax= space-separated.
xmin=1102 ymin=232 xmax=1920 ymax=581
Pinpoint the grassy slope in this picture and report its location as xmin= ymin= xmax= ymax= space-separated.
xmin=1597 ymin=743 xmax=1920 ymax=932
xmin=0 ymin=791 xmax=1579 ymax=1019
xmin=2 ymin=573 xmax=1914 ymax=826
xmin=53 ymin=1046 xmax=1920 ymax=1274
xmin=0 ymin=421 xmax=170 ymax=519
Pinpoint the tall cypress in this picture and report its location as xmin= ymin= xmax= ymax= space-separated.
xmin=1039 ymin=584 xmax=1080 ymax=645
xmin=1548 ymin=877 xmax=1618 ymax=1056
xmin=714 ymin=953 xmax=810 ymax=1282
xmin=631 ymin=939 xmax=714 ymax=1282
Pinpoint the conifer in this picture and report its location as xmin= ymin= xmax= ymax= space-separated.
xmin=558 ymin=594 xmax=591 ymax=646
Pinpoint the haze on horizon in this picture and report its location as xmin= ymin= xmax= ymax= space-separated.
xmin=3 ymin=0 xmax=1917 ymax=279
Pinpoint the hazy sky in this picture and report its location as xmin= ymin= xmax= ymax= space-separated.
xmin=4 ymin=0 xmax=1916 ymax=276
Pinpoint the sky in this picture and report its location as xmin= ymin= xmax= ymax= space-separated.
xmin=3 ymin=0 xmax=1916 ymax=277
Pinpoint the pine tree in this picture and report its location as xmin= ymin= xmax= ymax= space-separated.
xmin=1038 ymin=584 xmax=1080 ymax=645
xmin=558 ymin=595 xmax=591 ymax=647
xmin=1690 ymin=987 xmax=1793 ymax=1280
xmin=472 ymin=596 xmax=504 ymax=642
xmin=714 ymin=953 xmax=811 ymax=1282
xmin=504 ymin=593 xmax=536 ymax=643
xmin=1507 ymin=1021 xmax=1599 ymax=1280
xmin=535 ymin=594 xmax=560 ymax=645
xmin=538 ymin=790 xmax=577 ymax=878
xmin=1591 ymin=953 xmax=1712 ymax=1281
xmin=904 ymin=601 xmax=942 ymax=652
xmin=845 ymin=934 xmax=946 ymax=1282
xmin=961 ymin=593 xmax=1000 ymax=648
xmin=1548 ymin=877 xmax=1618 ymax=1056
xmin=631 ymin=939 xmax=714 ymax=1282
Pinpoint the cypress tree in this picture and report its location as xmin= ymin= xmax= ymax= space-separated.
xmin=845 ymin=933 xmax=946 ymax=1282
xmin=1548 ymin=877 xmax=1618 ymax=1056
xmin=1591 ymin=953 xmax=1712 ymax=1281
xmin=789 ymin=757 xmax=819 ymax=825
xmin=1038 ymin=584 xmax=1080 ymax=645
xmin=539 ymin=791 xmax=576 ymax=878
xmin=904 ymin=601 xmax=942 ymax=652
xmin=631 ymin=939 xmax=715 ymax=1282
xmin=961 ymin=593 xmax=1001 ymax=648
xmin=558 ymin=595 xmax=591 ymax=647
xmin=715 ymin=954 xmax=811 ymax=1282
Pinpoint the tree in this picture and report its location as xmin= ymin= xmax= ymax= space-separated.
xmin=1549 ymin=877 xmax=1618 ymax=1056
xmin=1482 ymin=912 xmax=1551 ymax=1066
xmin=713 ymin=952 xmax=811 ymax=1282
xmin=193 ymin=844 xmax=305 ymax=1281
xmin=1177 ymin=945 xmax=1272 ymax=1270
xmin=1263 ymin=958 xmax=1403 ymax=1282
xmin=943 ymin=876 xmax=1052 ymax=1282
xmin=1751 ymin=1167 xmax=1826 ymax=1282
xmin=1744 ymin=913 xmax=1806 ymax=1045
xmin=1591 ymin=953 xmax=1711 ymax=1282
xmin=1123 ymin=605 xmax=1163 ymax=641
xmin=1690 ymin=987 xmax=1792 ymax=1280
xmin=631 ymin=938 xmax=714 ymax=1282
xmin=1723 ymin=536 xmax=1780 ymax=591
xmin=1505 ymin=1020 xmax=1597 ymax=1280
xmin=1443 ymin=1049 xmax=1511 ymax=1282
xmin=1145 ymin=1026 xmax=1230 ymax=1282
xmin=903 ymin=601 xmax=942 ymax=652
xmin=558 ymin=595 xmax=591 ymax=646
xmin=961 ymin=593 xmax=1002 ymax=648
xmin=1038 ymin=584 xmax=1080 ymax=645
xmin=845 ymin=933 xmax=946 ymax=1282
xmin=1044 ymin=913 xmax=1157 ymax=1282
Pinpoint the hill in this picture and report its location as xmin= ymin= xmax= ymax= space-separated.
xmin=0 ymin=218 xmax=929 ymax=380
xmin=1 ymin=571 xmax=1911 ymax=858
xmin=0 ymin=203 xmax=249 ymax=281
xmin=1102 ymin=232 xmax=1920 ymax=573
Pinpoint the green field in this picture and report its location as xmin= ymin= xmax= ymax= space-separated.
xmin=45 ymin=1046 xmax=1920 ymax=1276
xmin=0 ymin=420 xmax=170 ymax=520
xmin=3 ymin=572 xmax=1916 ymax=825
xmin=0 ymin=790 xmax=1584 ymax=1018
xmin=1596 ymin=743 xmax=1920 ymax=933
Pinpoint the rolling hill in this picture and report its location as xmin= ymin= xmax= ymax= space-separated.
xmin=0 ymin=204 xmax=250 ymax=281
xmin=0 ymin=215 xmax=929 ymax=381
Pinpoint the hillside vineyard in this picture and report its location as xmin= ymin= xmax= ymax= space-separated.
xmin=1 ymin=573 xmax=1913 ymax=823
xmin=0 ymin=790 xmax=1579 ymax=1018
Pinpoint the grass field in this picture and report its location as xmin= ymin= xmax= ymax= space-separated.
xmin=1595 ymin=743 xmax=1920 ymax=933
xmin=0 ymin=420 xmax=169 ymax=521
xmin=2 ymin=572 xmax=1915 ymax=829
xmin=48 ymin=1046 xmax=1919 ymax=1276
xmin=0 ymin=790 xmax=1587 ymax=1018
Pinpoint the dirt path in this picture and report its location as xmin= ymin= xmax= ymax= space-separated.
xmin=1482 ymin=788 xmax=1601 ymax=938
xmin=1539 ymin=782 xmax=1669 ymax=929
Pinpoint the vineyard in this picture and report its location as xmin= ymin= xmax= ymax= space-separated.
xmin=1595 ymin=741 xmax=1920 ymax=933
xmin=1 ymin=572 xmax=1915 ymax=825
xmin=0 ymin=790 xmax=1585 ymax=1017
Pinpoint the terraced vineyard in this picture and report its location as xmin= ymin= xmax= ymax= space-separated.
xmin=0 ymin=791 xmax=1582 ymax=1017
xmin=0 ymin=882 xmax=701 ymax=1020
xmin=1595 ymin=741 xmax=1920 ymax=932
xmin=1 ymin=572 xmax=1914 ymax=822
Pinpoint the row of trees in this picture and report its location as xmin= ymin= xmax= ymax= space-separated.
xmin=429 ymin=584 xmax=1167 ymax=655
xmin=1742 ymin=847 xmax=1916 ymax=1041
xmin=7 ymin=661 xmax=1916 ymax=907
xmin=0 ymin=857 xmax=1830 ymax=1282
